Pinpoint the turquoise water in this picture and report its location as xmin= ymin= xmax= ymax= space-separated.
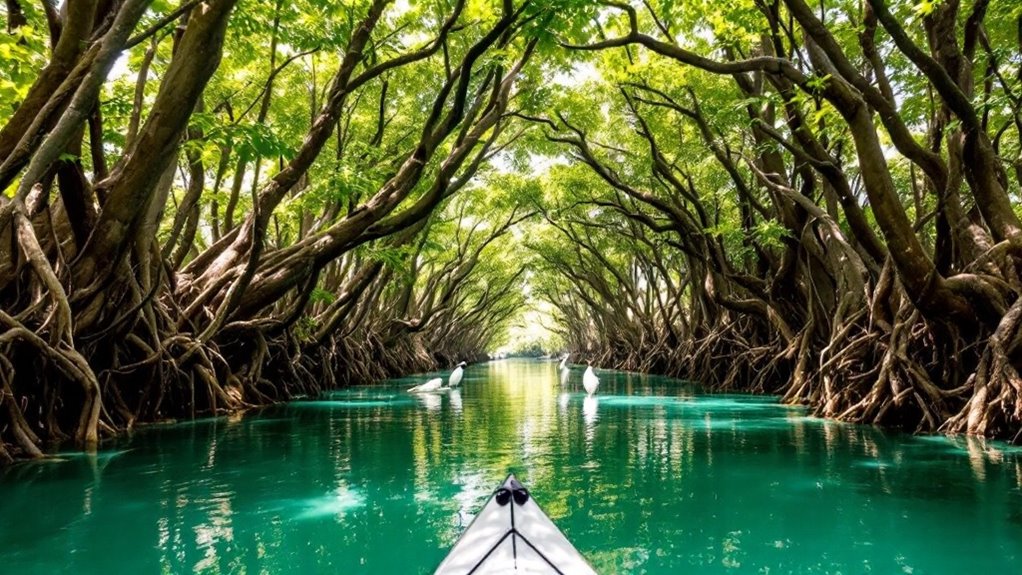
xmin=2 ymin=359 xmax=1021 ymax=573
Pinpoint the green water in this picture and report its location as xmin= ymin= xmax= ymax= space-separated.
xmin=2 ymin=360 xmax=1021 ymax=574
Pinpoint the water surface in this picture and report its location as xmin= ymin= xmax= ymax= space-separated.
xmin=2 ymin=359 xmax=1020 ymax=573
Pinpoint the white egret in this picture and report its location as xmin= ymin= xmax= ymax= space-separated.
xmin=583 ymin=363 xmax=600 ymax=396
xmin=558 ymin=353 xmax=570 ymax=370
xmin=448 ymin=361 xmax=467 ymax=388
xmin=408 ymin=377 xmax=444 ymax=393
xmin=559 ymin=366 xmax=570 ymax=386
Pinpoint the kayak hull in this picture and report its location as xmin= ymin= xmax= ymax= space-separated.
xmin=433 ymin=474 xmax=597 ymax=575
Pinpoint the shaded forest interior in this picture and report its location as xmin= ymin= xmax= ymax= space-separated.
xmin=1 ymin=0 xmax=1021 ymax=461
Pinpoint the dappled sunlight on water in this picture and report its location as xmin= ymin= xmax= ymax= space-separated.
xmin=1 ymin=359 xmax=1021 ymax=573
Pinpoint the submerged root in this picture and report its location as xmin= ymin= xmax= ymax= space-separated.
xmin=807 ymin=300 xmax=960 ymax=433
xmin=0 ymin=436 xmax=11 ymax=464
xmin=0 ymin=356 xmax=44 ymax=458
xmin=944 ymin=296 xmax=1022 ymax=442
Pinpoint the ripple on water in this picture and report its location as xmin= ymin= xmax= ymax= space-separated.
xmin=321 ymin=387 xmax=408 ymax=399
xmin=598 ymin=395 xmax=687 ymax=408
xmin=51 ymin=449 xmax=134 ymax=461
xmin=288 ymin=486 xmax=367 ymax=521
xmin=287 ymin=398 xmax=416 ymax=408
xmin=245 ymin=417 xmax=292 ymax=426
xmin=588 ymin=546 xmax=650 ymax=573
xmin=854 ymin=459 xmax=893 ymax=469
xmin=680 ymin=396 xmax=781 ymax=410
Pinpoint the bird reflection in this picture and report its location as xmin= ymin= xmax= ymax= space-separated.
xmin=560 ymin=367 xmax=570 ymax=386
xmin=583 ymin=395 xmax=599 ymax=456
xmin=584 ymin=394 xmax=596 ymax=424
xmin=583 ymin=395 xmax=599 ymax=429
xmin=449 ymin=388 xmax=463 ymax=413
xmin=416 ymin=392 xmax=443 ymax=411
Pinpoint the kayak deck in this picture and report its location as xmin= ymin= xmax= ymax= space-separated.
xmin=434 ymin=474 xmax=597 ymax=574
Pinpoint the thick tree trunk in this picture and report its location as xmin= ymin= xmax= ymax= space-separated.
xmin=74 ymin=0 xmax=237 ymax=298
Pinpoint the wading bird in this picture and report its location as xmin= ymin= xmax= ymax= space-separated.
xmin=583 ymin=363 xmax=600 ymax=396
xmin=449 ymin=361 xmax=467 ymax=388
xmin=408 ymin=377 xmax=444 ymax=393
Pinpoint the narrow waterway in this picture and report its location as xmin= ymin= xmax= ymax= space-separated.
xmin=1 ymin=359 xmax=1020 ymax=573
